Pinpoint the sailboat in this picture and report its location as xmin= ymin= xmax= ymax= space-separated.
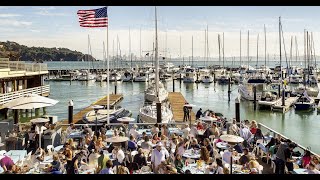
xmin=139 ymin=6 xmax=173 ymax=124
xmin=294 ymin=90 xmax=315 ymax=110
xmin=78 ymin=35 xmax=96 ymax=81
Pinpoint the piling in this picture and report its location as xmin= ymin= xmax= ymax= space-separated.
xmin=114 ymin=84 xmax=117 ymax=94
xmin=68 ymin=100 xmax=74 ymax=124
xmin=253 ymin=85 xmax=257 ymax=110
xmin=235 ymin=97 xmax=240 ymax=126
xmin=282 ymin=87 xmax=286 ymax=106
xmin=173 ymin=76 xmax=175 ymax=92
xmin=156 ymin=102 xmax=162 ymax=124
xmin=278 ymin=84 xmax=281 ymax=98
xmin=213 ymin=72 xmax=216 ymax=83
xmin=14 ymin=109 xmax=19 ymax=124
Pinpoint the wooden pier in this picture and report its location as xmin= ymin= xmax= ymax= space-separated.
xmin=168 ymin=92 xmax=195 ymax=123
xmin=60 ymin=94 xmax=123 ymax=125
xmin=272 ymin=97 xmax=299 ymax=113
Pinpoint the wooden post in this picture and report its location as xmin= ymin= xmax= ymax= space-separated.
xmin=68 ymin=100 xmax=74 ymax=124
xmin=14 ymin=109 xmax=19 ymax=124
xmin=156 ymin=102 xmax=161 ymax=123
xmin=235 ymin=97 xmax=240 ymax=127
xmin=253 ymin=85 xmax=257 ymax=110
xmin=278 ymin=84 xmax=281 ymax=98
xmin=172 ymin=74 xmax=175 ymax=92
xmin=282 ymin=87 xmax=285 ymax=106
xmin=213 ymin=72 xmax=216 ymax=83
xmin=114 ymin=83 xmax=117 ymax=94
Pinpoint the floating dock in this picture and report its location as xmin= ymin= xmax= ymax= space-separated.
xmin=168 ymin=92 xmax=195 ymax=123
xmin=60 ymin=94 xmax=123 ymax=125
xmin=271 ymin=97 xmax=299 ymax=113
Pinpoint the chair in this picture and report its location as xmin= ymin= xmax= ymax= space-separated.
xmin=141 ymin=165 xmax=151 ymax=172
xmin=252 ymin=139 xmax=264 ymax=156
xmin=258 ymin=165 xmax=263 ymax=174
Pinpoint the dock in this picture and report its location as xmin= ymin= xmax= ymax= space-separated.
xmin=271 ymin=97 xmax=299 ymax=113
xmin=168 ymin=92 xmax=195 ymax=123
xmin=60 ymin=94 xmax=123 ymax=125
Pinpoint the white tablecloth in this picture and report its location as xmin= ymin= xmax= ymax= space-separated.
xmin=182 ymin=149 xmax=200 ymax=159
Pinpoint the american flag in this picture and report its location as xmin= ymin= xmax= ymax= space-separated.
xmin=77 ymin=7 xmax=108 ymax=28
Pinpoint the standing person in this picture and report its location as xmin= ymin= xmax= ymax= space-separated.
xmin=239 ymin=123 xmax=253 ymax=149
xmin=274 ymin=139 xmax=291 ymax=174
xmin=196 ymin=108 xmax=202 ymax=120
xmin=183 ymin=103 xmax=189 ymax=122
xmin=67 ymin=150 xmax=86 ymax=174
xmin=35 ymin=123 xmax=47 ymax=149
xmin=151 ymin=142 xmax=169 ymax=174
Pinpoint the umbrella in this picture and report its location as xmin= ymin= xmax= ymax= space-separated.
xmin=199 ymin=116 xmax=217 ymax=122
xmin=219 ymin=134 xmax=244 ymax=144
xmin=30 ymin=118 xmax=50 ymax=124
xmin=3 ymin=94 xmax=59 ymax=110
xmin=30 ymin=118 xmax=49 ymax=149
xmin=105 ymin=136 xmax=129 ymax=143
xmin=183 ymin=104 xmax=196 ymax=108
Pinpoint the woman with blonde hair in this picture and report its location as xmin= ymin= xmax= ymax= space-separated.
xmin=250 ymin=120 xmax=258 ymax=134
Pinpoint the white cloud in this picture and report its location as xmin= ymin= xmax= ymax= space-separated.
xmin=30 ymin=29 xmax=41 ymax=33
xmin=33 ymin=6 xmax=68 ymax=16
xmin=0 ymin=13 xmax=21 ymax=18
xmin=0 ymin=19 xmax=32 ymax=27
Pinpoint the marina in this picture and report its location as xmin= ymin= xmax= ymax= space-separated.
xmin=1 ymin=6 xmax=320 ymax=175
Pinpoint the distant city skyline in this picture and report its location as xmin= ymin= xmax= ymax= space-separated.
xmin=0 ymin=6 xmax=320 ymax=60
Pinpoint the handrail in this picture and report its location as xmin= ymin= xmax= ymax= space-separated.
xmin=0 ymin=85 xmax=50 ymax=105
xmin=258 ymin=122 xmax=319 ymax=158
xmin=0 ymin=61 xmax=48 ymax=72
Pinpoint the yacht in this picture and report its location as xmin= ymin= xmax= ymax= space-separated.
xmin=294 ymin=91 xmax=315 ymax=111
xmin=183 ymin=68 xmax=197 ymax=83
xmin=109 ymin=71 xmax=122 ymax=82
xmin=77 ymin=70 xmax=95 ymax=81
xmin=238 ymin=77 xmax=270 ymax=101
xmin=82 ymin=106 xmax=132 ymax=123
xmin=145 ymin=81 xmax=168 ymax=103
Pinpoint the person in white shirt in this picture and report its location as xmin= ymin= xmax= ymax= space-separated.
xmin=88 ymin=148 xmax=101 ymax=168
xmin=230 ymin=119 xmax=239 ymax=135
xmin=112 ymin=146 xmax=125 ymax=165
xmin=239 ymin=124 xmax=252 ymax=148
xmin=182 ymin=124 xmax=191 ymax=139
xmin=151 ymin=142 xmax=169 ymax=174
xmin=129 ymin=124 xmax=139 ymax=139
xmin=35 ymin=123 xmax=47 ymax=149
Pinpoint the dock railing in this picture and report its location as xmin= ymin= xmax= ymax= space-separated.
xmin=0 ymin=85 xmax=50 ymax=105
xmin=0 ymin=61 xmax=48 ymax=72
xmin=258 ymin=122 xmax=319 ymax=158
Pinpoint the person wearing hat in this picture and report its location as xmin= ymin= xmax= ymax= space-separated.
xmin=151 ymin=141 xmax=169 ymax=174
xmin=129 ymin=124 xmax=139 ymax=139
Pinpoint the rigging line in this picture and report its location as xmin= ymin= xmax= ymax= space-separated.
xmin=280 ymin=23 xmax=289 ymax=74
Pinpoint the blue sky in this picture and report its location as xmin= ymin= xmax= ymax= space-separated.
xmin=0 ymin=6 xmax=320 ymax=59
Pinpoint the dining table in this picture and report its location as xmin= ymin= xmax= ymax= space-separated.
xmin=182 ymin=149 xmax=200 ymax=159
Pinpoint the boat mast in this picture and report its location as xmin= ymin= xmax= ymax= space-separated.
xmin=207 ymin=24 xmax=209 ymax=68
xmin=180 ymin=35 xmax=182 ymax=66
xmin=311 ymin=32 xmax=316 ymax=70
xmin=192 ymin=36 xmax=194 ymax=67
xmin=247 ymin=30 xmax=250 ymax=71
xmin=155 ymin=6 xmax=159 ymax=101
xmin=204 ymin=28 xmax=206 ymax=67
xmin=223 ymin=32 xmax=225 ymax=70
xmin=129 ymin=27 xmax=132 ymax=69
xmin=264 ymin=24 xmax=267 ymax=75
xmin=256 ymin=33 xmax=259 ymax=69
xmin=140 ymin=26 xmax=142 ymax=69
xmin=240 ymin=30 xmax=242 ymax=67
xmin=295 ymin=36 xmax=298 ymax=63
xmin=279 ymin=16 xmax=285 ymax=106
xmin=218 ymin=34 xmax=221 ymax=67
xmin=290 ymin=36 xmax=293 ymax=69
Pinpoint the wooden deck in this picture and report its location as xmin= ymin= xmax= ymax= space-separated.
xmin=60 ymin=94 xmax=123 ymax=125
xmin=168 ymin=92 xmax=195 ymax=123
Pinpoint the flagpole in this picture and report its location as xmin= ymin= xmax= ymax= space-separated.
xmin=107 ymin=23 xmax=110 ymax=124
